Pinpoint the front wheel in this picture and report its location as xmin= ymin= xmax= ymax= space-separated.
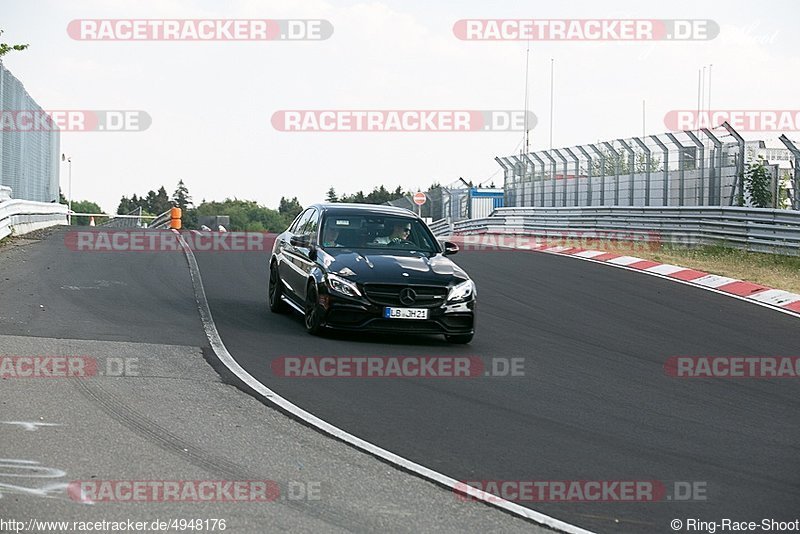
xmin=304 ymin=282 xmax=325 ymax=335
xmin=445 ymin=333 xmax=473 ymax=344
xmin=268 ymin=262 xmax=287 ymax=313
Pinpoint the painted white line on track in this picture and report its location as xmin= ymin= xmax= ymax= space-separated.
xmin=573 ymin=250 xmax=606 ymax=258
xmin=748 ymin=289 xmax=800 ymax=306
xmin=643 ymin=264 xmax=687 ymax=276
xmin=606 ymin=256 xmax=645 ymax=266
xmin=691 ymin=275 xmax=740 ymax=288
xmin=174 ymin=231 xmax=595 ymax=534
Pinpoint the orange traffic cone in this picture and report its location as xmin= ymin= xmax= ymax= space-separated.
xmin=89 ymin=216 xmax=95 ymax=227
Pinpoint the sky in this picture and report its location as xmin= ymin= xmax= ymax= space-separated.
xmin=2 ymin=0 xmax=798 ymax=213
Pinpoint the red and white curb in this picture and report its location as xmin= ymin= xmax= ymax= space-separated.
xmin=449 ymin=233 xmax=800 ymax=319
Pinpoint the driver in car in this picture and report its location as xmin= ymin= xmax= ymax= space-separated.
xmin=372 ymin=222 xmax=412 ymax=245
xmin=322 ymin=225 xmax=340 ymax=247
xmin=388 ymin=222 xmax=412 ymax=244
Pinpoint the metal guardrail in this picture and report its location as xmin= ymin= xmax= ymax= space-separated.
xmin=101 ymin=206 xmax=144 ymax=228
xmin=427 ymin=218 xmax=452 ymax=236
xmin=0 ymin=200 xmax=69 ymax=240
xmin=431 ymin=206 xmax=800 ymax=256
xmin=147 ymin=209 xmax=173 ymax=229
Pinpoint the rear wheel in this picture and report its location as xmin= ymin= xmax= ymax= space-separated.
xmin=304 ymin=282 xmax=325 ymax=335
xmin=445 ymin=333 xmax=473 ymax=344
xmin=268 ymin=262 xmax=287 ymax=313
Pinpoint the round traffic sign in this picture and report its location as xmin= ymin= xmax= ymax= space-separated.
xmin=413 ymin=192 xmax=426 ymax=205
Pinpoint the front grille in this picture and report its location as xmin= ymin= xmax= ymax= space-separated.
xmin=368 ymin=319 xmax=444 ymax=333
xmin=362 ymin=284 xmax=448 ymax=308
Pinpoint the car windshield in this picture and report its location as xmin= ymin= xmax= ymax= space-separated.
xmin=320 ymin=214 xmax=437 ymax=253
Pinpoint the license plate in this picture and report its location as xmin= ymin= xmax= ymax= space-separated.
xmin=384 ymin=307 xmax=428 ymax=319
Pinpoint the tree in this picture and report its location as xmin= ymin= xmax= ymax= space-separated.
xmin=744 ymin=156 xmax=772 ymax=208
xmin=172 ymin=179 xmax=192 ymax=211
xmin=153 ymin=186 xmax=171 ymax=214
xmin=144 ymin=190 xmax=157 ymax=213
xmin=325 ymin=187 xmax=338 ymax=203
xmin=117 ymin=196 xmax=135 ymax=214
xmin=0 ymin=29 xmax=29 ymax=58
xmin=191 ymin=198 xmax=286 ymax=232
xmin=278 ymin=196 xmax=303 ymax=221
xmin=70 ymin=200 xmax=107 ymax=226
xmin=337 ymin=185 xmax=406 ymax=204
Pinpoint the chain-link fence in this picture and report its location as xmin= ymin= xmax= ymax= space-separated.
xmin=385 ymin=187 xmax=450 ymax=220
xmin=0 ymin=61 xmax=60 ymax=203
xmin=386 ymin=185 xmax=498 ymax=223
xmin=496 ymin=123 xmax=800 ymax=211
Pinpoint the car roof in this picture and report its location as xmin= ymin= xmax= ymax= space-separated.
xmin=311 ymin=203 xmax=417 ymax=217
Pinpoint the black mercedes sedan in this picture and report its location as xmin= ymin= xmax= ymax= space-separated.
xmin=268 ymin=203 xmax=475 ymax=343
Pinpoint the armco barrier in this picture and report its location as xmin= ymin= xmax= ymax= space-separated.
xmin=433 ymin=206 xmax=800 ymax=256
xmin=0 ymin=199 xmax=69 ymax=240
xmin=428 ymin=218 xmax=452 ymax=236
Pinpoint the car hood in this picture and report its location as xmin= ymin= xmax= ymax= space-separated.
xmin=319 ymin=249 xmax=469 ymax=286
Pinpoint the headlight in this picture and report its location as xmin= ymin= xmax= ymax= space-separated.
xmin=447 ymin=279 xmax=475 ymax=303
xmin=327 ymin=273 xmax=362 ymax=297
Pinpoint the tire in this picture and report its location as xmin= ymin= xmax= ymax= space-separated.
xmin=445 ymin=333 xmax=473 ymax=344
xmin=304 ymin=281 xmax=325 ymax=335
xmin=268 ymin=261 xmax=287 ymax=313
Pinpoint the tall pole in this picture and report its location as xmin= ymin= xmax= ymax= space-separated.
xmin=523 ymin=41 xmax=530 ymax=154
xmin=700 ymin=66 xmax=706 ymax=132
xmin=62 ymin=154 xmax=73 ymax=225
xmin=707 ymin=64 xmax=712 ymax=120
xmin=68 ymin=158 xmax=72 ymax=225
xmin=642 ymin=99 xmax=646 ymax=138
xmin=696 ymin=69 xmax=702 ymax=134
xmin=549 ymin=58 xmax=554 ymax=150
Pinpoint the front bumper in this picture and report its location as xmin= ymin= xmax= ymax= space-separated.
xmin=319 ymin=291 xmax=475 ymax=335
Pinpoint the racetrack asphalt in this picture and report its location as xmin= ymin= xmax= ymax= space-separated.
xmin=193 ymin=240 xmax=800 ymax=533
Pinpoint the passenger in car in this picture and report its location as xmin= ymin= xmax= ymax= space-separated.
xmin=322 ymin=225 xmax=340 ymax=247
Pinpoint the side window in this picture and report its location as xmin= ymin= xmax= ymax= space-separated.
xmin=291 ymin=209 xmax=313 ymax=235
xmin=287 ymin=213 xmax=302 ymax=233
xmin=299 ymin=209 xmax=320 ymax=240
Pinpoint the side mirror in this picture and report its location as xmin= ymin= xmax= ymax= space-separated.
xmin=290 ymin=234 xmax=310 ymax=247
xmin=443 ymin=241 xmax=459 ymax=256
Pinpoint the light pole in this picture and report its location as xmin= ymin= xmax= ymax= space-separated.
xmin=61 ymin=154 xmax=72 ymax=224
